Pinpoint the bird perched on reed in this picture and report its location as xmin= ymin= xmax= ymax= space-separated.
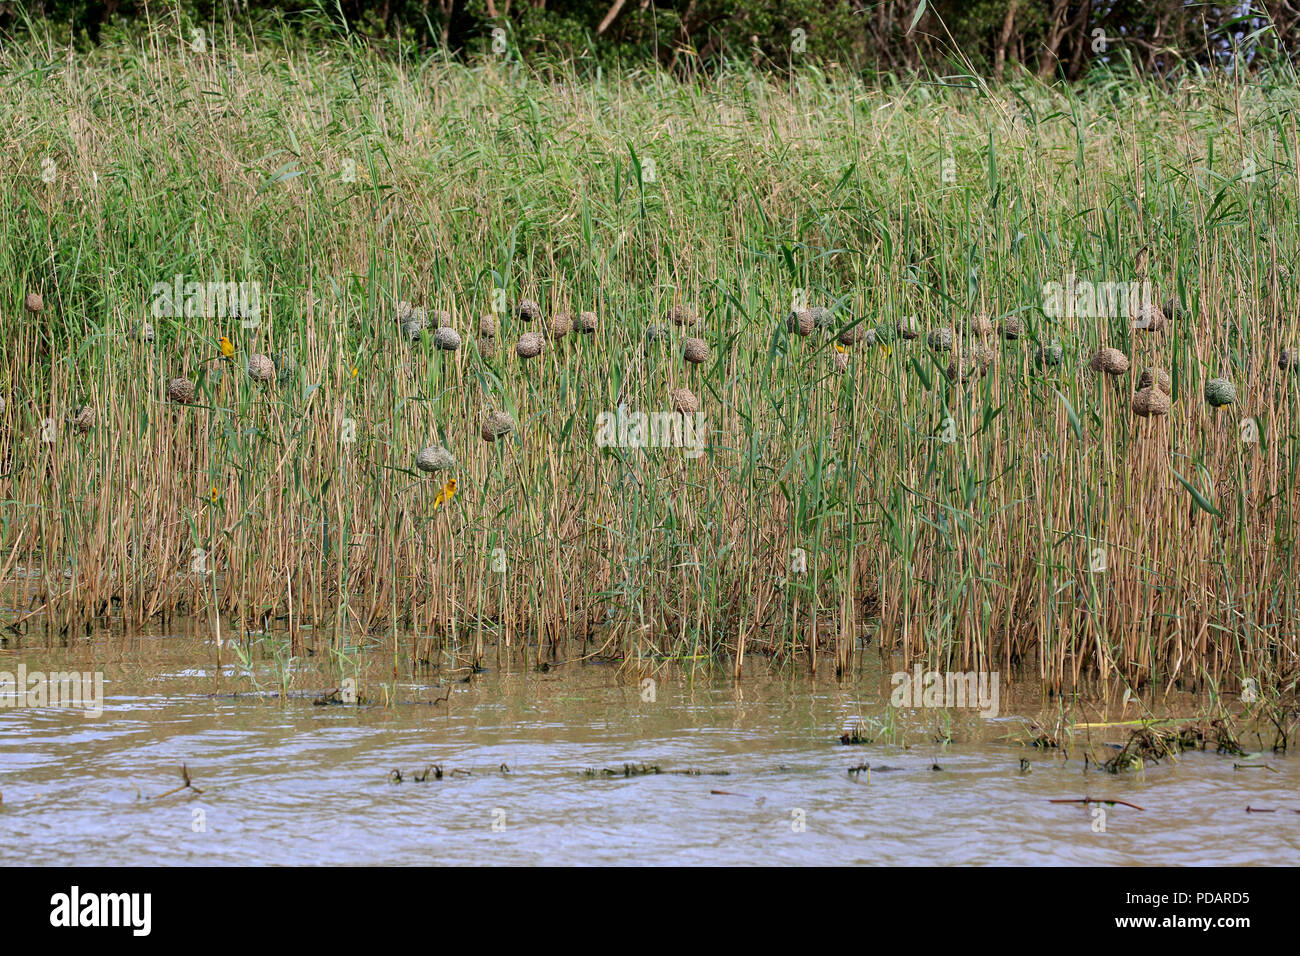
xmin=433 ymin=477 xmax=457 ymax=510
xmin=220 ymin=336 xmax=235 ymax=361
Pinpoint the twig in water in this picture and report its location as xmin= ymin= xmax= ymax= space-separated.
xmin=150 ymin=763 xmax=204 ymax=799
xmin=1049 ymin=797 xmax=1145 ymax=811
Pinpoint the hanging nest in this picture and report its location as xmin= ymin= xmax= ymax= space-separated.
xmin=927 ymin=327 xmax=955 ymax=352
xmin=671 ymin=386 xmax=700 ymax=414
xmin=897 ymin=318 xmax=920 ymax=340
xmin=644 ymin=325 xmax=669 ymax=348
xmin=248 ymin=354 xmax=276 ymax=382
xmin=24 ymin=292 xmax=43 ymax=313
xmin=1205 ymin=378 xmax=1236 ymax=407
xmin=1090 ymin=347 xmax=1129 ymax=375
xmin=516 ymin=331 xmax=545 ymax=359
xmin=833 ymin=350 xmax=850 ymax=374
xmin=787 ymin=309 xmax=814 ymax=336
xmin=478 ymin=314 xmax=497 ymax=339
xmin=838 ymin=323 xmax=865 ymax=346
xmin=1162 ymin=298 xmax=1187 ymax=323
xmin=575 ymin=311 xmax=598 ymax=334
xmin=430 ymin=309 xmax=452 ymax=327
xmin=1132 ymin=386 xmax=1171 ymax=417
xmin=135 ymin=320 xmax=155 ymax=343
xmin=399 ymin=303 xmax=426 ymax=343
xmin=481 ymin=409 xmax=515 ymax=442
xmin=683 ymin=337 xmax=710 ymax=364
xmin=167 ymin=377 xmax=196 ymax=404
xmin=549 ymin=312 xmax=572 ymax=338
xmin=1137 ymin=368 xmax=1171 ymax=394
xmin=72 ymin=405 xmax=94 ymax=433
xmin=946 ymin=344 xmax=996 ymax=382
xmin=1133 ymin=301 xmax=1167 ymax=332
xmin=1279 ymin=347 xmax=1298 ymax=371
xmin=810 ymin=306 xmax=835 ymax=331
xmin=1036 ymin=341 xmax=1064 ymax=367
xmin=965 ymin=313 xmax=994 ymax=336
xmin=667 ymin=304 xmax=698 ymax=327
xmin=999 ymin=316 xmax=1024 ymax=339
xmin=433 ymin=327 xmax=462 ymax=351
xmin=274 ymin=352 xmax=297 ymax=384
xmin=516 ymin=299 xmax=542 ymax=323
xmin=415 ymin=445 xmax=455 ymax=473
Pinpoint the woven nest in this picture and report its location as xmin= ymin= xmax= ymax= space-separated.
xmin=0 ymin=396 xmax=6 ymax=414
xmin=135 ymin=321 xmax=155 ymax=343
xmin=1205 ymin=377 xmax=1237 ymax=407
xmin=477 ymin=335 xmax=496 ymax=355
xmin=1090 ymin=347 xmax=1129 ymax=375
xmin=481 ymin=409 xmax=515 ymax=442
xmin=1133 ymin=301 xmax=1167 ymax=332
xmin=946 ymin=344 xmax=996 ymax=382
xmin=549 ymin=312 xmax=572 ymax=338
xmin=1037 ymin=342 xmax=1064 ymax=367
xmin=1138 ymin=368 xmax=1171 ymax=394
xmin=400 ymin=305 xmax=427 ymax=342
xmin=897 ymin=318 xmax=920 ymax=340
xmin=575 ymin=311 xmax=598 ymax=333
xmin=837 ymin=323 xmax=865 ymax=346
xmin=430 ymin=309 xmax=452 ymax=327
xmin=668 ymin=304 xmax=699 ymax=327
xmin=999 ymin=316 xmax=1024 ymax=339
xmin=1132 ymin=386 xmax=1171 ymax=417
xmin=478 ymin=314 xmax=497 ymax=339
xmin=516 ymin=331 xmax=545 ymax=359
xmin=415 ymin=445 xmax=455 ymax=473
xmin=274 ymin=352 xmax=297 ymax=384
xmin=810 ymin=306 xmax=835 ymax=330
xmin=787 ymin=309 xmax=814 ymax=336
xmin=1162 ymin=298 xmax=1186 ymax=323
xmin=833 ymin=350 xmax=850 ymax=374
xmin=644 ymin=325 xmax=669 ymax=346
xmin=966 ymin=314 xmax=994 ymax=336
xmin=248 ymin=353 xmax=276 ymax=382
xmin=1279 ymin=348 xmax=1298 ymax=371
xmin=671 ymin=386 xmax=700 ymax=414
xmin=516 ymin=300 xmax=542 ymax=323
xmin=927 ymin=327 xmax=955 ymax=352
xmin=73 ymin=405 xmax=94 ymax=433
xmin=433 ymin=327 xmax=462 ymax=351
xmin=683 ymin=337 xmax=710 ymax=364
xmin=167 ymin=377 xmax=195 ymax=405
xmin=24 ymin=292 xmax=43 ymax=313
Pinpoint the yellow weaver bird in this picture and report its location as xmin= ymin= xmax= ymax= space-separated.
xmin=433 ymin=477 xmax=457 ymax=510
xmin=220 ymin=336 xmax=235 ymax=361
xmin=834 ymin=342 xmax=847 ymax=353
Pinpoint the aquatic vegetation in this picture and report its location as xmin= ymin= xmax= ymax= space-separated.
xmin=3 ymin=22 xmax=1300 ymax=703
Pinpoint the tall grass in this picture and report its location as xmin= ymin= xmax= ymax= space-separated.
xmin=3 ymin=20 xmax=1299 ymax=695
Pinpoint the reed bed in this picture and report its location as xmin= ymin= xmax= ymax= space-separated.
xmin=3 ymin=21 xmax=1300 ymax=695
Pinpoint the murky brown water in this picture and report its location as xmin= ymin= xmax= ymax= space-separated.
xmin=1 ymin=635 xmax=1297 ymax=865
